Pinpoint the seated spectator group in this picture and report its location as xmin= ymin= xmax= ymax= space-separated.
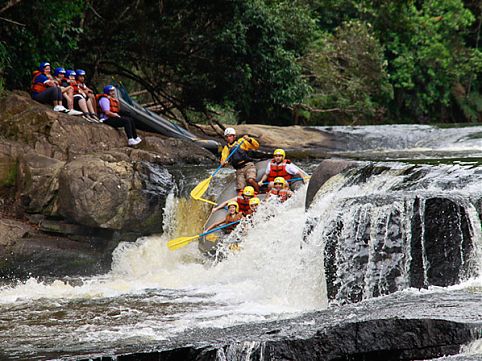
xmin=31 ymin=61 xmax=142 ymax=146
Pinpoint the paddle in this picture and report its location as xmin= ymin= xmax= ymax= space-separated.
xmin=190 ymin=140 xmax=244 ymax=202
xmin=261 ymin=176 xmax=311 ymax=185
xmin=167 ymin=220 xmax=241 ymax=250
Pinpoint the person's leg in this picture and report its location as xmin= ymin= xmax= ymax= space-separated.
xmin=66 ymin=88 xmax=74 ymax=110
xmin=33 ymin=87 xmax=61 ymax=105
xmin=245 ymin=163 xmax=259 ymax=192
xmin=74 ymin=96 xmax=89 ymax=113
xmin=104 ymin=117 xmax=134 ymax=139
xmin=235 ymin=169 xmax=246 ymax=193
xmin=86 ymin=97 xmax=95 ymax=113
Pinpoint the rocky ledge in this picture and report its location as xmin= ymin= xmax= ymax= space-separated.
xmin=78 ymin=290 xmax=482 ymax=361
xmin=0 ymin=91 xmax=216 ymax=278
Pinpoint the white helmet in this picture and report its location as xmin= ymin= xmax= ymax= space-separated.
xmin=224 ymin=127 xmax=236 ymax=136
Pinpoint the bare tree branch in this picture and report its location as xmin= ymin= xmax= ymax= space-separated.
xmin=0 ymin=0 xmax=22 ymax=14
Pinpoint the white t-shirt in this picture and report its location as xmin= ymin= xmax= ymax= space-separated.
xmin=265 ymin=161 xmax=301 ymax=176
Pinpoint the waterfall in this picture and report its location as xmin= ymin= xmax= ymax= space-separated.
xmin=304 ymin=162 xmax=482 ymax=303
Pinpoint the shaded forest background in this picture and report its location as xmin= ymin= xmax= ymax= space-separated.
xmin=0 ymin=0 xmax=482 ymax=126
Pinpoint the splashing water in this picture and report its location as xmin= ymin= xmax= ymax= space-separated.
xmin=0 ymin=184 xmax=327 ymax=359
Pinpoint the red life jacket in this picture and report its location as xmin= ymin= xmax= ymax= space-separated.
xmin=236 ymin=194 xmax=254 ymax=215
xmin=31 ymin=70 xmax=48 ymax=94
xmin=96 ymin=94 xmax=120 ymax=114
xmin=224 ymin=213 xmax=243 ymax=232
xmin=269 ymin=188 xmax=289 ymax=202
xmin=69 ymin=79 xmax=80 ymax=94
xmin=267 ymin=159 xmax=292 ymax=182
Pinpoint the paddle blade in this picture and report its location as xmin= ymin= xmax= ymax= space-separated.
xmin=167 ymin=235 xmax=199 ymax=251
xmin=190 ymin=176 xmax=213 ymax=200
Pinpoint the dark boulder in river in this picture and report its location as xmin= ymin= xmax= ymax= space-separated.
xmin=305 ymin=161 xmax=480 ymax=304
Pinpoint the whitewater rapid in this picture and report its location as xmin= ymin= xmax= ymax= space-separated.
xmin=0 ymin=184 xmax=328 ymax=358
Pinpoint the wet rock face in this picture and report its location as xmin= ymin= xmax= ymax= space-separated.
xmin=83 ymin=319 xmax=478 ymax=361
xmin=0 ymin=91 xmax=215 ymax=277
xmin=58 ymin=154 xmax=173 ymax=233
xmin=306 ymin=162 xmax=479 ymax=304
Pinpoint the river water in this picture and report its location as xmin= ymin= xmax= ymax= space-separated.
xmin=2 ymin=124 xmax=482 ymax=360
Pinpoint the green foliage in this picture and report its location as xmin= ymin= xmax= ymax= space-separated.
xmin=358 ymin=0 xmax=480 ymax=121
xmin=0 ymin=0 xmax=85 ymax=89
xmin=302 ymin=20 xmax=393 ymax=124
xmin=1 ymin=0 xmax=482 ymax=124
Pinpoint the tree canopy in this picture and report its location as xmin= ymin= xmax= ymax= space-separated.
xmin=0 ymin=0 xmax=482 ymax=125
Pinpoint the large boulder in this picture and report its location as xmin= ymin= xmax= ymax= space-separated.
xmin=58 ymin=152 xmax=173 ymax=233
xmin=0 ymin=91 xmax=216 ymax=277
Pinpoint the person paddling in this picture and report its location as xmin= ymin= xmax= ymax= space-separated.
xmin=204 ymin=201 xmax=243 ymax=234
xmin=211 ymin=186 xmax=256 ymax=216
xmin=268 ymin=177 xmax=293 ymax=203
xmin=258 ymin=148 xmax=305 ymax=190
xmin=220 ymin=128 xmax=260 ymax=193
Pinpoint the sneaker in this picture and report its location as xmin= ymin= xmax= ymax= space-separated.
xmin=134 ymin=137 xmax=142 ymax=143
xmin=53 ymin=105 xmax=68 ymax=112
xmin=82 ymin=113 xmax=95 ymax=122
xmin=89 ymin=113 xmax=100 ymax=121
xmin=68 ymin=109 xmax=83 ymax=116
xmin=128 ymin=138 xmax=142 ymax=146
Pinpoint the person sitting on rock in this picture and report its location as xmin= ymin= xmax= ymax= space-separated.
xmin=97 ymin=85 xmax=142 ymax=146
xmin=258 ymin=148 xmax=306 ymax=190
xmin=52 ymin=67 xmax=74 ymax=109
xmin=74 ymin=69 xmax=99 ymax=121
xmin=58 ymin=70 xmax=83 ymax=116
xmin=211 ymin=186 xmax=256 ymax=216
xmin=220 ymin=127 xmax=260 ymax=193
xmin=204 ymin=201 xmax=243 ymax=234
xmin=31 ymin=62 xmax=68 ymax=113
xmin=268 ymin=177 xmax=293 ymax=203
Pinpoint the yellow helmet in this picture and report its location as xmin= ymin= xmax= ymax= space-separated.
xmin=273 ymin=177 xmax=286 ymax=186
xmin=242 ymin=186 xmax=255 ymax=197
xmin=273 ymin=149 xmax=285 ymax=159
xmin=227 ymin=201 xmax=239 ymax=212
xmin=249 ymin=197 xmax=260 ymax=206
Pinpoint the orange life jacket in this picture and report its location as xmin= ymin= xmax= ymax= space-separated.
xmin=96 ymin=94 xmax=120 ymax=114
xmin=31 ymin=70 xmax=48 ymax=94
xmin=224 ymin=213 xmax=243 ymax=232
xmin=236 ymin=194 xmax=257 ymax=215
xmin=267 ymin=159 xmax=292 ymax=182
xmin=269 ymin=188 xmax=290 ymax=202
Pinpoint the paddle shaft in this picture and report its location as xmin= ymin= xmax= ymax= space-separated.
xmin=202 ymin=220 xmax=241 ymax=237
xmin=212 ymin=140 xmax=244 ymax=177
xmin=262 ymin=177 xmax=307 ymax=185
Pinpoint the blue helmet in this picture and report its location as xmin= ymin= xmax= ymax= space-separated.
xmin=75 ymin=69 xmax=86 ymax=77
xmin=39 ymin=61 xmax=50 ymax=71
xmin=103 ymin=85 xmax=115 ymax=94
xmin=65 ymin=70 xmax=76 ymax=78
xmin=53 ymin=67 xmax=66 ymax=76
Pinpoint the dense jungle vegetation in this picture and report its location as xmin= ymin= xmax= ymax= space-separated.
xmin=0 ymin=0 xmax=481 ymax=126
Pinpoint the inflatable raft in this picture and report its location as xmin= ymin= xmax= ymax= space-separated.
xmin=114 ymin=85 xmax=221 ymax=153
xmin=198 ymin=160 xmax=305 ymax=256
